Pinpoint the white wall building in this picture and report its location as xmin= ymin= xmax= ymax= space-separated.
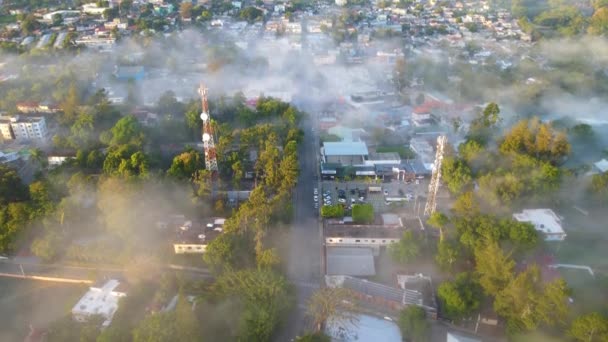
xmin=335 ymin=0 xmax=347 ymax=6
xmin=0 ymin=115 xmax=48 ymax=141
xmin=513 ymin=209 xmax=566 ymax=241
xmin=72 ymin=279 xmax=127 ymax=328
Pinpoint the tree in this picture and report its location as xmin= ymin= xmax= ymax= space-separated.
xmin=0 ymin=165 xmax=28 ymax=204
xmin=351 ymin=203 xmax=374 ymax=223
xmin=20 ymin=14 xmax=38 ymax=35
xmin=437 ymin=273 xmax=482 ymax=321
xmin=213 ymin=269 xmax=294 ymax=342
xmin=167 ymin=149 xmax=205 ymax=180
xmin=451 ymin=191 xmax=479 ymax=218
xmin=591 ymin=172 xmax=608 ymax=201
xmin=398 ymin=306 xmax=430 ymax=342
xmin=60 ymin=83 xmax=80 ymax=126
xmin=494 ymin=265 xmax=570 ymax=334
xmin=441 ymin=157 xmax=472 ymax=194
xmin=29 ymin=148 xmax=47 ymax=169
xmin=427 ymin=211 xmax=449 ymax=242
xmin=239 ymin=6 xmax=264 ymax=23
xmin=393 ymin=58 xmax=408 ymax=91
xmin=569 ymin=312 xmax=608 ymax=342
xmin=52 ymin=13 xmax=63 ymax=26
xmin=307 ymin=288 xmax=357 ymax=332
xmin=389 ymin=231 xmax=421 ymax=264
xmin=436 ymin=239 xmax=460 ymax=272
xmin=31 ymin=231 xmax=62 ymax=262
xmin=133 ymin=312 xmax=176 ymax=342
xmin=320 ymin=204 xmax=344 ymax=218
xmin=474 ymin=240 xmax=514 ymax=296
xmin=107 ymin=115 xmax=145 ymax=147
xmin=180 ymin=1 xmax=193 ymax=19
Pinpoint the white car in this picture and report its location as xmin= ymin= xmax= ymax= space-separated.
xmin=314 ymin=195 xmax=319 ymax=202
xmin=313 ymin=188 xmax=318 ymax=195
xmin=383 ymin=190 xmax=389 ymax=196
xmin=338 ymin=198 xmax=346 ymax=203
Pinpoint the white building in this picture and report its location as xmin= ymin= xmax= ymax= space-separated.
xmin=513 ymin=209 xmax=566 ymax=241
xmin=322 ymin=141 xmax=369 ymax=166
xmin=72 ymin=279 xmax=127 ymax=328
xmin=82 ymin=3 xmax=111 ymax=15
xmin=335 ymin=0 xmax=347 ymax=6
xmin=0 ymin=115 xmax=48 ymax=141
xmin=409 ymin=138 xmax=435 ymax=171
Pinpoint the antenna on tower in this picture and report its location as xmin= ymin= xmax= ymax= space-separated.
xmin=198 ymin=83 xmax=219 ymax=174
xmin=424 ymin=135 xmax=447 ymax=216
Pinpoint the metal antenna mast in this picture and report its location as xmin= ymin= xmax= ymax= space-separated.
xmin=199 ymin=84 xmax=218 ymax=173
xmin=424 ymin=135 xmax=447 ymax=216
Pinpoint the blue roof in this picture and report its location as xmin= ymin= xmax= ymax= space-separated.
xmin=324 ymin=142 xmax=369 ymax=156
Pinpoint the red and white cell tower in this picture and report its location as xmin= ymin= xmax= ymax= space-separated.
xmin=424 ymin=135 xmax=447 ymax=216
xmin=198 ymin=84 xmax=218 ymax=173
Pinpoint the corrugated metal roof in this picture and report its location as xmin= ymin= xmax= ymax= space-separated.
xmin=326 ymin=247 xmax=375 ymax=276
xmin=323 ymin=142 xmax=369 ymax=156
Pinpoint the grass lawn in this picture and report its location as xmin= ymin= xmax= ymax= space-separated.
xmin=376 ymin=145 xmax=416 ymax=159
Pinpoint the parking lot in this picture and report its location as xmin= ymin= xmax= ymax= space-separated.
xmin=318 ymin=179 xmax=429 ymax=214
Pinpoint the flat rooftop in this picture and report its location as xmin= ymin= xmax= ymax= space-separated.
xmin=326 ymin=247 xmax=376 ymax=276
xmin=513 ymin=209 xmax=565 ymax=236
xmin=325 ymin=225 xmax=404 ymax=239
xmin=323 ymin=141 xmax=369 ymax=156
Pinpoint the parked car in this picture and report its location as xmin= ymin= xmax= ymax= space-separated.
xmin=383 ymin=190 xmax=389 ymax=196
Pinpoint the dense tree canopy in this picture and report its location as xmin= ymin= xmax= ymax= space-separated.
xmin=569 ymin=312 xmax=608 ymax=342
xmin=437 ymin=272 xmax=482 ymax=321
xmin=167 ymin=149 xmax=205 ymax=180
xmin=398 ymin=306 xmax=430 ymax=342
xmin=213 ymin=269 xmax=294 ymax=342
xmin=389 ymin=231 xmax=421 ymax=264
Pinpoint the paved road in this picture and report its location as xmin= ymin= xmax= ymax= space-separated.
xmin=0 ymin=259 xmax=213 ymax=283
xmin=278 ymin=107 xmax=323 ymax=340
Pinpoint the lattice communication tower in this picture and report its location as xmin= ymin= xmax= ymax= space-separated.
xmin=423 ymin=135 xmax=447 ymax=216
xmin=199 ymin=84 xmax=218 ymax=173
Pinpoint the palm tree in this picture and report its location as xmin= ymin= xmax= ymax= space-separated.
xmin=29 ymin=148 xmax=47 ymax=169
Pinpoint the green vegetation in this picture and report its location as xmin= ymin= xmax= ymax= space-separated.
xmin=351 ymin=203 xmax=373 ymax=223
xmin=321 ymin=204 xmax=345 ymax=218
xmin=568 ymin=312 xmax=608 ymax=342
xmin=437 ymin=273 xmax=482 ymax=321
xmin=397 ymin=306 xmax=429 ymax=342
xmin=376 ymin=145 xmax=416 ymax=159
xmin=388 ymin=231 xmax=421 ymax=264
xmin=306 ymin=288 xmax=356 ymax=332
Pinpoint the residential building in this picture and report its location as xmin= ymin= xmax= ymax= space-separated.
xmin=0 ymin=115 xmax=48 ymax=141
xmin=513 ymin=209 xmax=566 ymax=241
xmin=409 ymin=138 xmax=435 ymax=171
xmin=48 ymin=153 xmax=75 ymax=167
xmin=82 ymin=3 xmax=111 ymax=15
xmin=74 ymin=35 xmax=116 ymax=50
xmin=173 ymin=218 xmax=225 ymax=254
xmin=72 ymin=279 xmax=127 ymax=328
